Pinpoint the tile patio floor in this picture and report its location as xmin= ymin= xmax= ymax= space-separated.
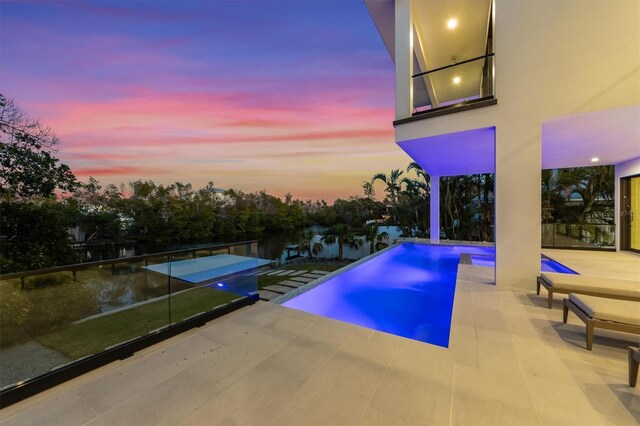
xmin=1 ymin=250 xmax=638 ymax=425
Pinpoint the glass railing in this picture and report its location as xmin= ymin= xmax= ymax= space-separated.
xmin=541 ymin=223 xmax=615 ymax=249
xmin=0 ymin=241 xmax=260 ymax=392
xmin=412 ymin=53 xmax=495 ymax=114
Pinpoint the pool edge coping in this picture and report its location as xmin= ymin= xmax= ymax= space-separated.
xmin=272 ymin=240 xmax=497 ymax=305
xmin=272 ymin=242 xmax=403 ymax=305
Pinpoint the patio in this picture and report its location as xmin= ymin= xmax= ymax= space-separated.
xmin=1 ymin=250 xmax=638 ymax=425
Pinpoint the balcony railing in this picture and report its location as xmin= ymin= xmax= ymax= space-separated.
xmin=0 ymin=241 xmax=261 ymax=406
xmin=541 ymin=223 xmax=615 ymax=250
xmin=412 ymin=53 xmax=495 ymax=116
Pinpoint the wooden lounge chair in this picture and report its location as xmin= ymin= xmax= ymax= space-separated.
xmin=563 ymin=294 xmax=640 ymax=350
xmin=537 ymin=272 xmax=640 ymax=308
xmin=629 ymin=347 xmax=640 ymax=387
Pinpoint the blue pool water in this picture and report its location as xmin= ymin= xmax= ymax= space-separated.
xmin=471 ymin=254 xmax=578 ymax=274
xmin=283 ymin=243 xmax=493 ymax=347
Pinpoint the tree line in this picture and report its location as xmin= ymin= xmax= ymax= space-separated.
xmin=0 ymin=93 xmax=614 ymax=273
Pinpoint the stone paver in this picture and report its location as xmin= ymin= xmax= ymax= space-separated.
xmin=288 ymin=277 xmax=315 ymax=283
xmin=279 ymin=280 xmax=304 ymax=288
xmin=266 ymin=270 xmax=285 ymax=276
xmin=311 ymin=270 xmax=330 ymax=275
xmin=300 ymin=274 xmax=322 ymax=279
xmin=257 ymin=290 xmax=281 ymax=301
xmin=290 ymin=270 xmax=308 ymax=276
xmin=263 ymin=285 xmax=295 ymax=294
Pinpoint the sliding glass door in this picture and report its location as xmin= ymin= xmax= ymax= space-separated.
xmin=621 ymin=175 xmax=640 ymax=253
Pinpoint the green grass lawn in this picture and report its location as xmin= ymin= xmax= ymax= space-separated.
xmin=38 ymin=286 xmax=239 ymax=360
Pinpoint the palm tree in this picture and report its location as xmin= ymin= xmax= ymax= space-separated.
xmin=321 ymin=224 xmax=362 ymax=261
xmin=299 ymin=230 xmax=324 ymax=260
xmin=371 ymin=169 xmax=404 ymax=224
xmin=364 ymin=224 xmax=390 ymax=254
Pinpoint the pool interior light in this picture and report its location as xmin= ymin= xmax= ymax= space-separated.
xmin=217 ymin=282 xmax=225 ymax=287
xmin=591 ymin=157 xmax=599 ymax=163
xmin=446 ymin=18 xmax=458 ymax=29
xmin=452 ymin=76 xmax=461 ymax=85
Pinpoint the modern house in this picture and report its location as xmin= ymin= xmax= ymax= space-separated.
xmin=1 ymin=1 xmax=639 ymax=423
xmin=364 ymin=0 xmax=640 ymax=287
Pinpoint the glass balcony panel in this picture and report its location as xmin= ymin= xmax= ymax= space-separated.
xmin=0 ymin=261 xmax=172 ymax=389
xmin=168 ymin=243 xmax=259 ymax=325
xmin=541 ymin=223 xmax=615 ymax=249
xmin=413 ymin=55 xmax=494 ymax=114
xmin=0 ymin=242 xmax=258 ymax=390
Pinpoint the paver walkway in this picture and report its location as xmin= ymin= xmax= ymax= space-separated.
xmin=258 ymin=270 xmax=325 ymax=301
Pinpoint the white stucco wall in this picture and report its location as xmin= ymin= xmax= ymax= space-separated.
xmin=393 ymin=0 xmax=640 ymax=289
xmin=615 ymin=157 xmax=640 ymax=251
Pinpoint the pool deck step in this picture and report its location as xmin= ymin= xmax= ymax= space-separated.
xmin=258 ymin=290 xmax=282 ymax=301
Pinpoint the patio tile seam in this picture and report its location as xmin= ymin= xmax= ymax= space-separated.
xmin=509 ymin=324 xmax=546 ymax=426
xmin=258 ymin=335 xmax=349 ymax=425
xmin=357 ymin=347 xmax=398 ymax=426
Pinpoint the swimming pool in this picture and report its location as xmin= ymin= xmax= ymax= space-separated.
xmin=282 ymin=243 xmax=493 ymax=347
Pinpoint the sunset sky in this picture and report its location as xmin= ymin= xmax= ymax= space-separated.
xmin=1 ymin=0 xmax=410 ymax=201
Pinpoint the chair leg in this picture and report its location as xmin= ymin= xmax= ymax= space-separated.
xmin=548 ymin=290 xmax=553 ymax=309
xmin=586 ymin=321 xmax=594 ymax=350
xmin=563 ymin=300 xmax=569 ymax=323
xmin=629 ymin=348 xmax=639 ymax=387
xmin=536 ymin=280 xmax=540 ymax=295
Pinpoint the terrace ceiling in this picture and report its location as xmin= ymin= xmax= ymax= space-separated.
xmin=396 ymin=105 xmax=640 ymax=177
xmin=541 ymin=105 xmax=640 ymax=169
xmin=365 ymin=0 xmax=492 ymax=106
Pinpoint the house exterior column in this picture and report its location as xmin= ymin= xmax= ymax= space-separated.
xmin=394 ymin=0 xmax=413 ymax=120
xmin=430 ymin=175 xmax=440 ymax=243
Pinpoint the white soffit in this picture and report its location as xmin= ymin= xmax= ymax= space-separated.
xmin=542 ymin=105 xmax=640 ymax=169
xmin=364 ymin=0 xmax=395 ymax=60
xmin=397 ymin=127 xmax=495 ymax=176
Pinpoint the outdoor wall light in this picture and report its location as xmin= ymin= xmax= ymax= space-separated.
xmin=452 ymin=76 xmax=461 ymax=85
xmin=447 ymin=18 xmax=458 ymax=29
xmin=591 ymin=157 xmax=600 ymax=163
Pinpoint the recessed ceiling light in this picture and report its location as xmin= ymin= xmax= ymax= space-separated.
xmin=447 ymin=18 xmax=458 ymax=29
xmin=452 ymin=76 xmax=461 ymax=85
xmin=591 ymin=157 xmax=599 ymax=163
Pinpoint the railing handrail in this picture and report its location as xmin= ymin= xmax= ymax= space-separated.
xmin=542 ymin=222 xmax=614 ymax=226
xmin=412 ymin=53 xmax=495 ymax=79
xmin=0 ymin=240 xmax=259 ymax=280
